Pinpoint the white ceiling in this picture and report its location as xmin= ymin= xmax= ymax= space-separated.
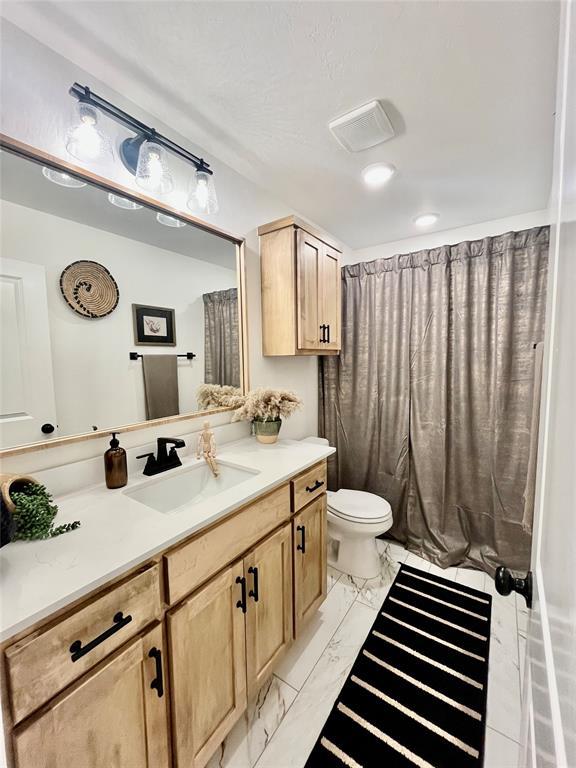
xmin=1 ymin=1 xmax=560 ymax=249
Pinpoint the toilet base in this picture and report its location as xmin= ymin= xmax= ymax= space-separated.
xmin=328 ymin=531 xmax=383 ymax=580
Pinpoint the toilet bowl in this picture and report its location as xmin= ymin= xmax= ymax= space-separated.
xmin=327 ymin=489 xmax=393 ymax=579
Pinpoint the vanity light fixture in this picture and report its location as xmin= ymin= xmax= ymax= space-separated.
xmin=107 ymin=193 xmax=143 ymax=210
xmin=156 ymin=212 xmax=186 ymax=228
xmin=68 ymin=83 xmax=218 ymax=211
xmin=187 ymin=169 xmax=218 ymax=215
xmin=42 ymin=166 xmax=87 ymax=188
xmin=361 ymin=162 xmax=396 ymax=188
xmin=66 ymin=99 xmax=113 ymax=162
xmin=413 ymin=212 xmax=439 ymax=227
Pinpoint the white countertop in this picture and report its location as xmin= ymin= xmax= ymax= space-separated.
xmin=0 ymin=438 xmax=334 ymax=642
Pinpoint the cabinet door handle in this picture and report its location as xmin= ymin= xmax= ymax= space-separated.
xmin=236 ymin=575 xmax=247 ymax=613
xmin=148 ymin=647 xmax=164 ymax=698
xmin=297 ymin=525 xmax=306 ymax=554
xmin=326 ymin=324 xmax=331 ymax=344
xmin=248 ymin=566 xmax=259 ymax=602
xmin=319 ymin=324 xmax=326 ymax=343
xmin=69 ymin=611 xmax=132 ymax=662
xmin=305 ymin=479 xmax=324 ymax=493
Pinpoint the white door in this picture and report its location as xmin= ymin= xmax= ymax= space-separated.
xmin=0 ymin=257 xmax=58 ymax=448
xmin=519 ymin=4 xmax=575 ymax=766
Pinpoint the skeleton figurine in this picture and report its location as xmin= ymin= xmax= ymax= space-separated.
xmin=196 ymin=421 xmax=219 ymax=477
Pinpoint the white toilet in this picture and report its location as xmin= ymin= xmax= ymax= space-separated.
xmin=327 ymin=489 xmax=393 ymax=579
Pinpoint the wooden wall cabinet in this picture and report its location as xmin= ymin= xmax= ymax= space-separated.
xmin=259 ymin=216 xmax=342 ymax=356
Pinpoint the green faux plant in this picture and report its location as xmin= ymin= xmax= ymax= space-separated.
xmin=10 ymin=482 xmax=80 ymax=540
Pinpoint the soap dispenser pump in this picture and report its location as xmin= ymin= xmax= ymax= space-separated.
xmin=104 ymin=433 xmax=127 ymax=489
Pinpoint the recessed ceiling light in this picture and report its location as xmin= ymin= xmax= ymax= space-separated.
xmin=414 ymin=213 xmax=439 ymax=227
xmin=361 ymin=162 xmax=396 ymax=188
xmin=42 ymin=166 xmax=86 ymax=188
xmin=156 ymin=212 xmax=186 ymax=228
xmin=108 ymin=193 xmax=143 ymax=210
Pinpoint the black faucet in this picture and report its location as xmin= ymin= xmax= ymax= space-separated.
xmin=137 ymin=437 xmax=186 ymax=476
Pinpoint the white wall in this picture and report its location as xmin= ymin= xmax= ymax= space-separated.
xmin=347 ymin=209 xmax=551 ymax=265
xmin=1 ymin=198 xmax=238 ymax=435
xmin=0 ymin=21 xmax=322 ymax=473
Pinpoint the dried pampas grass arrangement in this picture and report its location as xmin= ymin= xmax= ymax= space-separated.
xmin=196 ymin=384 xmax=246 ymax=411
xmin=232 ymin=388 xmax=302 ymax=424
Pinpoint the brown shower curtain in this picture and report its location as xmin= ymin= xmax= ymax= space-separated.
xmin=203 ymin=288 xmax=240 ymax=388
xmin=319 ymin=227 xmax=548 ymax=575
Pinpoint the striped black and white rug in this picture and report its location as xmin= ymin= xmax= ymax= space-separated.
xmin=305 ymin=562 xmax=492 ymax=767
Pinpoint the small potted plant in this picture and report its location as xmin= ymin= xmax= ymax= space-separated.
xmin=0 ymin=475 xmax=80 ymax=544
xmin=233 ymin=388 xmax=302 ymax=444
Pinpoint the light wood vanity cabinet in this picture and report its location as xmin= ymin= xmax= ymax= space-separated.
xmin=12 ymin=623 xmax=171 ymax=768
xmin=259 ymin=215 xmax=342 ymax=356
xmin=2 ymin=461 xmax=328 ymax=768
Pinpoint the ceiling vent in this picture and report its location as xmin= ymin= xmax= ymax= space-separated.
xmin=329 ymin=100 xmax=395 ymax=153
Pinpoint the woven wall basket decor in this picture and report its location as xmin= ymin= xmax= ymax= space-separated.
xmin=60 ymin=260 xmax=119 ymax=318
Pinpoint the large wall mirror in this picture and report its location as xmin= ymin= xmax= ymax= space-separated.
xmin=0 ymin=139 xmax=247 ymax=454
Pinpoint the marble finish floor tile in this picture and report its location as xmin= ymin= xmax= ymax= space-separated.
xmin=484 ymin=726 xmax=520 ymax=767
xmin=274 ymin=577 xmax=361 ymax=690
xmin=326 ymin=566 xmax=341 ymax=593
xmin=404 ymin=551 xmax=433 ymax=571
xmin=255 ymin=602 xmax=378 ymax=768
xmin=485 ymin=581 xmax=522 ymax=743
xmin=428 ymin=562 xmax=458 ymax=580
xmin=207 ymin=675 xmax=297 ymax=768
xmin=455 ymin=566 xmax=487 ymax=592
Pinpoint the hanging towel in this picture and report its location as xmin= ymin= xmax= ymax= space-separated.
xmin=141 ymin=355 xmax=179 ymax=420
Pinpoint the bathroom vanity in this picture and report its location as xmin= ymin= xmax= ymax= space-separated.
xmin=0 ymin=440 xmax=332 ymax=768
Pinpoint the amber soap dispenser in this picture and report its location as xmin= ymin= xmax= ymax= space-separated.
xmin=104 ymin=433 xmax=127 ymax=489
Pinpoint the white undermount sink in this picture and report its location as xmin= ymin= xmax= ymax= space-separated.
xmin=124 ymin=461 xmax=259 ymax=514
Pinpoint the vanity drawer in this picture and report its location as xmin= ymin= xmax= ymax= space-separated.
xmin=5 ymin=563 xmax=162 ymax=725
xmin=291 ymin=461 xmax=327 ymax=512
xmin=164 ymin=483 xmax=291 ymax=605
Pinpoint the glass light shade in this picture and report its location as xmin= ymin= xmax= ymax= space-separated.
xmin=135 ymin=141 xmax=173 ymax=195
xmin=187 ymin=169 xmax=219 ymax=215
xmin=108 ymin=193 xmax=143 ymax=210
xmin=65 ymin=102 xmax=113 ymax=162
xmin=156 ymin=212 xmax=186 ymax=228
xmin=41 ymin=166 xmax=87 ymax=188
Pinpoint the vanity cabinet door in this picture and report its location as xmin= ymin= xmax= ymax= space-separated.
xmin=244 ymin=523 xmax=293 ymax=696
xmin=293 ymin=495 xmax=327 ymax=636
xmin=167 ymin=561 xmax=247 ymax=768
xmin=12 ymin=623 xmax=170 ymax=768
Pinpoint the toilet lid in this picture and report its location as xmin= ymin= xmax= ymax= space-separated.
xmin=327 ymin=489 xmax=392 ymax=523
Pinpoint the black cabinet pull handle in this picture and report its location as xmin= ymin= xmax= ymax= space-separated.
xmin=148 ymin=647 xmax=164 ymax=698
xmin=248 ymin=566 xmax=259 ymax=602
xmin=495 ymin=566 xmax=533 ymax=608
xmin=306 ymin=479 xmax=324 ymax=493
xmin=69 ymin=611 xmax=132 ymax=662
xmin=297 ymin=525 xmax=306 ymax=554
xmin=326 ymin=324 xmax=331 ymax=344
xmin=319 ymin=324 xmax=326 ymax=343
xmin=236 ymin=575 xmax=247 ymax=613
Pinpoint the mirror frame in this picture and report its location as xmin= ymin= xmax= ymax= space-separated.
xmin=0 ymin=133 xmax=249 ymax=458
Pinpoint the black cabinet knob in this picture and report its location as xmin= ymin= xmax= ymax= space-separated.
xmin=41 ymin=423 xmax=55 ymax=434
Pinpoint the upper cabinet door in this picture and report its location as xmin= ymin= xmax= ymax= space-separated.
xmin=12 ymin=624 xmax=170 ymax=768
xmin=167 ymin=561 xmax=247 ymax=768
xmin=244 ymin=524 xmax=293 ymax=696
xmin=296 ymin=230 xmax=323 ymax=351
xmin=319 ymin=245 xmax=341 ymax=350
